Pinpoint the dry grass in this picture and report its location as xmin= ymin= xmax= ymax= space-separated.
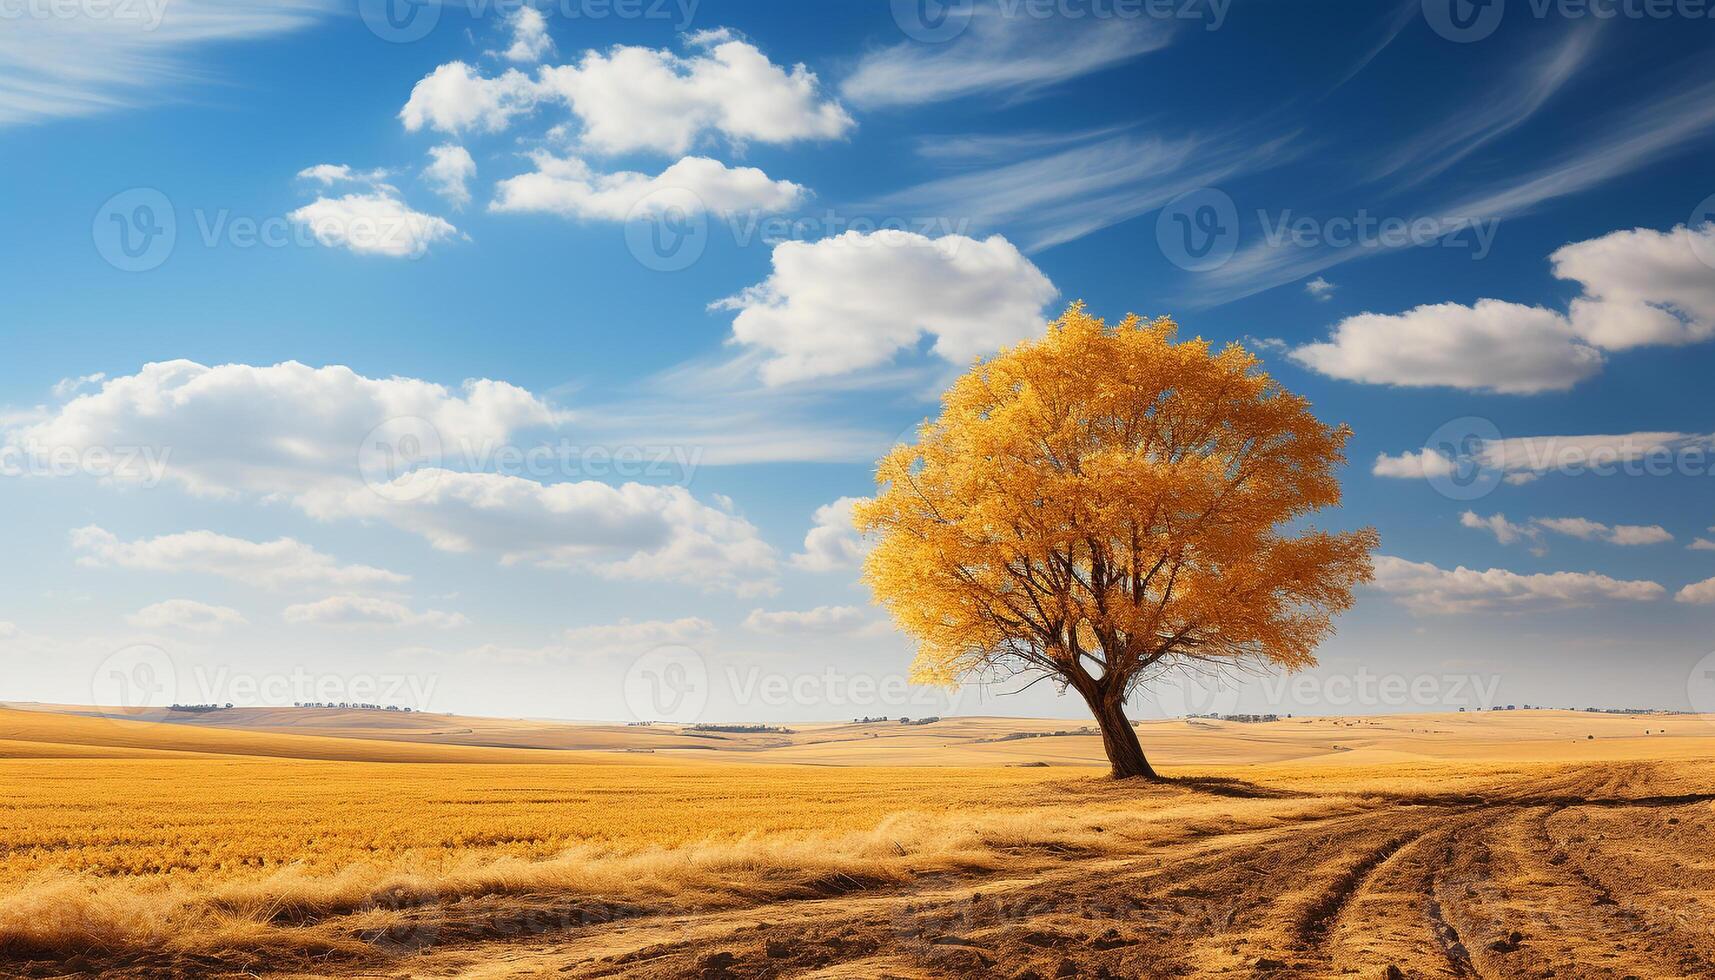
xmin=4 ymin=706 xmax=1714 ymax=977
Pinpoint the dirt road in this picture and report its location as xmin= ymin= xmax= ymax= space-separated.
xmin=301 ymin=762 xmax=1712 ymax=980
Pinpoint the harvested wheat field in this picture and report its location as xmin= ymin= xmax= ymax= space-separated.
xmin=2 ymin=704 xmax=1712 ymax=979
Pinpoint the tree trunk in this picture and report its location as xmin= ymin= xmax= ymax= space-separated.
xmin=1084 ymin=689 xmax=1159 ymax=781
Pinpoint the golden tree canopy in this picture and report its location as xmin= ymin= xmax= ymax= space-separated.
xmin=857 ymin=304 xmax=1378 ymax=705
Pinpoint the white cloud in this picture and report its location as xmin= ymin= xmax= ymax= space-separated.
xmin=422 ymin=145 xmax=477 ymax=209
xmin=498 ymin=6 xmax=553 ymax=63
xmin=1370 ymin=555 xmax=1666 ymax=615
xmin=842 ymin=4 xmax=1172 ymax=108
xmin=301 ymin=471 xmax=780 ymax=596
xmin=880 ymin=130 xmax=1288 ymax=253
xmin=1378 ymin=430 xmax=1715 ymax=487
xmin=1533 ymin=517 xmax=1672 ymax=546
xmin=560 ymin=616 xmax=715 ymax=657
xmin=1291 ymin=300 xmax=1604 ymax=394
xmin=283 ymin=595 xmax=469 ymax=629
xmin=0 ymin=0 xmax=327 ymax=126
xmin=491 ymin=153 xmax=804 ymax=221
xmin=1462 ymin=513 xmax=1673 ymax=548
xmin=1292 ymin=221 xmax=1715 ymax=393
xmin=1690 ymin=538 xmax=1715 ymax=552
xmin=296 ymin=163 xmax=388 ymax=186
xmin=1372 ymin=449 xmax=1455 ymax=479
xmin=714 ymin=230 xmax=1058 ymax=385
xmin=1199 ymin=75 xmax=1715 ymax=307
xmin=1460 ymin=511 xmax=1534 ymax=546
xmin=72 ymin=526 xmax=407 ymax=590
xmin=11 ymin=360 xmax=561 ymax=499
xmin=1304 ymin=277 xmax=1336 ymax=300
xmin=743 ymin=605 xmax=876 ymax=635
xmin=536 ymin=31 xmax=853 ymax=154
xmin=0 ymin=621 xmax=15 ymax=638
xmin=1605 ymin=524 xmax=1675 ymax=546
xmin=400 ymin=62 xmax=540 ymax=135
xmin=1553 ymin=223 xmax=1715 ymax=350
xmin=288 ymin=191 xmax=460 ymax=258
xmin=1680 ymin=577 xmax=1715 ymax=604
xmin=790 ymin=496 xmax=869 ymax=572
xmin=12 ymin=362 xmax=781 ymax=595
xmin=52 ymin=373 xmax=105 ymax=399
xmin=126 ymin=599 xmax=247 ymax=633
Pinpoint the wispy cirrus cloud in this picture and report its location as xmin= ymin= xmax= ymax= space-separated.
xmin=881 ymin=130 xmax=1295 ymax=252
xmin=842 ymin=3 xmax=1175 ymax=108
xmin=1194 ymin=70 xmax=1715 ymax=307
xmin=0 ymin=0 xmax=328 ymax=126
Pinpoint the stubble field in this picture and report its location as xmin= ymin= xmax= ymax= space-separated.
xmin=1 ymin=704 xmax=1711 ymax=979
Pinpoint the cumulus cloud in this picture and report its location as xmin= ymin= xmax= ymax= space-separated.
xmin=12 ymin=360 xmax=560 ymax=498
xmin=1291 ymin=222 xmax=1715 ymax=393
xmin=296 ymin=163 xmax=389 ymax=186
xmin=1291 ymin=300 xmax=1603 ymax=394
xmin=498 ymin=6 xmax=553 ymax=63
xmin=1459 ymin=511 xmax=1535 ymax=546
xmin=72 ymin=526 xmax=407 ymax=590
xmin=1304 ymin=276 xmax=1336 ymax=300
xmin=790 ymin=496 xmax=869 ymax=571
xmin=842 ymin=4 xmax=1172 ymax=108
xmin=1370 ymin=555 xmax=1667 ymax=614
xmin=283 ymin=595 xmax=469 ymax=629
xmin=301 ymin=471 xmax=780 ymax=596
xmin=52 ymin=373 xmax=106 ymax=399
xmin=491 ymin=153 xmax=804 ymax=221
xmin=536 ymin=31 xmax=853 ymax=154
xmin=399 ymin=33 xmax=851 ymax=154
xmin=422 ymin=145 xmax=477 ymax=208
xmin=14 ymin=362 xmax=780 ymax=595
xmin=126 ymin=599 xmax=248 ymax=633
xmin=1534 ymin=517 xmax=1672 ymax=546
xmin=1679 ymin=576 xmax=1715 ymax=604
xmin=1462 ymin=512 xmax=1673 ymax=548
xmin=714 ymin=231 xmax=1058 ymax=385
xmin=400 ymin=62 xmax=540 ymax=135
xmin=1690 ymin=537 xmax=1715 ymax=552
xmin=1554 ymin=223 xmax=1715 ymax=349
xmin=1375 ymin=430 xmax=1715 ymax=487
xmin=1372 ymin=448 xmax=1457 ymax=480
xmin=742 ymin=605 xmax=876 ymax=635
xmin=288 ymin=191 xmax=461 ymax=258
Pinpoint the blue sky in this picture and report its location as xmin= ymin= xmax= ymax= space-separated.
xmin=3 ymin=0 xmax=1714 ymax=722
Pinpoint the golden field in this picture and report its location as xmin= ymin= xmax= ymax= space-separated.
xmin=2 ymin=704 xmax=1713 ymax=979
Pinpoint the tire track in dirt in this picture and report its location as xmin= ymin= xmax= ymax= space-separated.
xmin=67 ymin=763 xmax=1715 ymax=980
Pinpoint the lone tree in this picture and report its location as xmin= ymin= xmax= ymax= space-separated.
xmin=856 ymin=305 xmax=1377 ymax=780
